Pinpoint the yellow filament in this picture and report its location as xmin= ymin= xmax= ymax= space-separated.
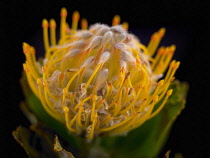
xmin=76 ymin=105 xmax=84 ymax=127
xmin=146 ymin=80 xmax=164 ymax=104
xmin=135 ymin=64 xmax=149 ymax=87
xmin=127 ymin=76 xmax=135 ymax=96
xmin=91 ymin=95 xmax=98 ymax=122
xmin=62 ymin=88 xmax=68 ymax=108
xmin=153 ymin=47 xmax=171 ymax=74
xmin=157 ymin=62 xmax=179 ymax=100
xmin=121 ymin=94 xmax=134 ymax=108
xmin=160 ymin=61 xmax=179 ymax=93
xmin=45 ymin=47 xmax=58 ymax=60
xmin=100 ymin=115 xmax=112 ymax=126
xmin=85 ymin=63 xmax=103 ymax=90
xmin=139 ymin=43 xmax=148 ymax=55
xmin=109 ymin=72 xmax=127 ymax=108
xmin=46 ymin=57 xmax=65 ymax=76
xmin=87 ymin=113 xmax=98 ymax=140
xmin=104 ymin=82 xmax=113 ymax=99
xmin=61 ymin=36 xmax=76 ymax=43
xmin=95 ymin=98 xmax=104 ymax=109
xmin=73 ymin=95 xmax=93 ymax=111
xmin=98 ymin=115 xmax=133 ymax=132
xmin=23 ymin=43 xmax=40 ymax=79
xmin=147 ymin=28 xmax=165 ymax=56
xmin=111 ymin=113 xmax=139 ymax=134
xmin=150 ymin=28 xmax=165 ymax=56
xmin=72 ymin=11 xmax=80 ymax=31
xmin=160 ymin=45 xmax=176 ymax=73
xmin=58 ymin=36 xmax=68 ymax=45
xmin=94 ymin=47 xmax=105 ymax=65
xmin=75 ymin=49 xmax=88 ymax=68
xmin=149 ymin=90 xmax=173 ymax=119
xmin=144 ymin=95 xmax=159 ymax=115
xmin=60 ymin=8 xmax=67 ymax=40
xmin=70 ymin=92 xmax=75 ymax=105
xmin=133 ymin=96 xmax=159 ymax=128
xmin=25 ymin=61 xmax=39 ymax=81
xmin=76 ymin=68 xmax=86 ymax=87
xmin=129 ymin=112 xmax=150 ymax=131
xmin=43 ymin=83 xmax=62 ymax=117
xmin=48 ymin=47 xmax=65 ymax=63
xmin=63 ymin=106 xmax=77 ymax=132
xmin=152 ymin=46 xmax=165 ymax=70
xmin=46 ymin=46 xmax=63 ymax=59
xmin=117 ymin=74 xmax=131 ymax=95
xmin=60 ymin=54 xmax=76 ymax=72
xmin=58 ymin=72 xmax=65 ymax=88
xmin=157 ymin=81 xmax=171 ymax=103
xmin=112 ymin=90 xmax=122 ymax=117
xmin=119 ymin=86 xmax=143 ymax=114
xmin=42 ymin=65 xmax=47 ymax=81
xmin=156 ymin=62 xmax=164 ymax=75
xmin=84 ymin=112 xmax=90 ymax=128
xmin=112 ymin=68 xmax=124 ymax=89
xmin=50 ymin=19 xmax=56 ymax=46
xmin=30 ymin=46 xmax=36 ymax=64
xmin=65 ymin=67 xmax=85 ymax=91
xmin=69 ymin=114 xmax=78 ymax=133
xmin=45 ymin=84 xmax=59 ymax=101
xmin=42 ymin=19 xmax=50 ymax=52
xmin=135 ymin=98 xmax=147 ymax=113
xmin=23 ymin=64 xmax=39 ymax=97
xmin=163 ymin=60 xmax=175 ymax=83
xmin=146 ymin=33 xmax=157 ymax=55
xmin=37 ymin=79 xmax=63 ymax=122
xmin=65 ymin=23 xmax=70 ymax=34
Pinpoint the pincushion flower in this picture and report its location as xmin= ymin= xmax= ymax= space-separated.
xmin=22 ymin=8 xmax=179 ymax=141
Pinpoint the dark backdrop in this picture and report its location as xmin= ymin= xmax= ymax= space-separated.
xmin=1 ymin=0 xmax=209 ymax=157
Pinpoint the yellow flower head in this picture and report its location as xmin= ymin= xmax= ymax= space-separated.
xmin=23 ymin=8 xmax=179 ymax=140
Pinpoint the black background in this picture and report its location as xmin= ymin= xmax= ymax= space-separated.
xmin=1 ymin=0 xmax=210 ymax=157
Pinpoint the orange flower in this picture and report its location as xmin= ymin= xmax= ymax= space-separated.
xmin=23 ymin=8 xmax=179 ymax=140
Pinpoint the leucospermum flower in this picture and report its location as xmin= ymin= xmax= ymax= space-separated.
xmin=23 ymin=8 xmax=179 ymax=140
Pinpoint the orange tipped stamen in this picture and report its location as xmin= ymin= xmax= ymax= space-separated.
xmin=81 ymin=18 xmax=88 ymax=30
xmin=72 ymin=11 xmax=80 ymax=31
xmin=122 ymin=22 xmax=129 ymax=30
xmin=50 ymin=19 xmax=56 ymax=29
xmin=42 ymin=19 xmax=48 ymax=28
xmin=49 ymin=19 xmax=57 ymax=46
xmin=42 ymin=19 xmax=50 ymax=51
xmin=112 ymin=15 xmax=121 ymax=26
xmin=72 ymin=11 xmax=80 ymax=21
xmin=61 ymin=8 xmax=67 ymax=17
xmin=158 ymin=27 xmax=166 ymax=37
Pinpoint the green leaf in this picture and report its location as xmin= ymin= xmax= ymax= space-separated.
xmin=99 ymin=80 xmax=188 ymax=158
xmin=13 ymin=126 xmax=39 ymax=158
xmin=13 ymin=125 xmax=58 ymax=158
xmin=54 ymin=135 xmax=76 ymax=158
xmin=13 ymin=124 xmax=76 ymax=158
xmin=164 ymin=150 xmax=171 ymax=158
